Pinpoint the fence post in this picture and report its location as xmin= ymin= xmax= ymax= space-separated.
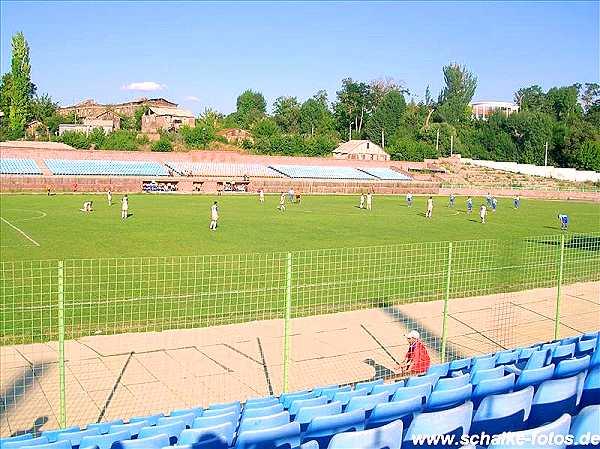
xmin=282 ymin=252 xmax=292 ymax=393
xmin=440 ymin=242 xmax=453 ymax=363
xmin=57 ymin=260 xmax=67 ymax=428
xmin=554 ymin=234 xmax=565 ymax=340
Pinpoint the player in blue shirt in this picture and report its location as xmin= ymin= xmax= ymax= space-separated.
xmin=513 ymin=195 xmax=520 ymax=209
xmin=448 ymin=193 xmax=456 ymax=208
xmin=558 ymin=214 xmax=569 ymax=231
xmin=491 ymin=197 xmax=498 ymax=212
xmin=466 ymin=197 xmax=473 ymax=214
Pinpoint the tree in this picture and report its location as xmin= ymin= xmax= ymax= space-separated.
xmin=544 ymin=85 xmax=582 ymax=120
xmin=369 ymin=77 xmax=409 ymax=109
xmin=504 ymin=111 xmax=555 ymax=164
xmin=424 ymin=85 xmax=433 ymax=106
xmin=252 ymin=117 xmax=280 ymax=139
xmin=580 ymin=83 xmax=600 ymax=112
xmin=515 ymin=85 xmax=546 ymax=112
xmin=299 ymin=91 xmax=334 ymax=136
xmin=235 ymin=89 xmax=266 ymax=129
xmin=273 ymin=96 xmax=301 ymax=133
xmin=9 ymin=32 xmax=33 ymax=137
xmin=436 ymin=63 xmax=477 ymax=125
xmin=333 ymin=78 xmax=371 ymax=137
xmin=30 ymin=94 xmax=57 ymax=122
xmin=365 ymin=90 xmax=406 ymax=146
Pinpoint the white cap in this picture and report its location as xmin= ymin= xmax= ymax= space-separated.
xmin=405 ymin=330 xmax=420 ymax=340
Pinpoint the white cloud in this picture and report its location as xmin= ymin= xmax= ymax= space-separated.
xmin=184 ymin=95 xmax=200 ymax=102
xmin=122 ymin=81 xmax=165 ymax=91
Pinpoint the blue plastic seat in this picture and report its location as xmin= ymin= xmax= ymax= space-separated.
xmin=42 ymin=427 xmax=80 ymax=443
xmin=193 ymin=412 xmax=238 ymax=429
xmin=203 ymin=406 xmax=240 ymax=418
xmin=113 ymin=434 xmax=169 ymax=449
xmin=508 ymin=349 xmax=550 ymax=374
xmin=427 ymin=363 xmax=449 ymax=377
xmin=328 ymin=419 xmax=403 ymax=449
xmin=79 ymin=430 xmax=129 ymax=449
xmin=345 ymin=391 xmax=389 ymax=415
xmin=209 ymin=401 xmax=241 ymax=411
xmin=449 ymin=358 xmax=471 ymax=373
xmin=238 ymin=411 xmax=290 ymax=434
xmin=294 ymin=401 xmax=342 ymax=432
xmin=171 ymin=407 xmax=203 ymax=418
xmin=542 ymin=341 xmax=561 ymax=351
xmin=392 ymin=383 xmax=432 ymax=404
xmin=487 ymin=413 xmax=571 ymax=449
xmin=371 ymin=381 xmax=404 ymax=397
xmin=355 ymin=379 xmax=384 ymax=393
xmin=1 ymin=436 xmax=48 ymax=449
xmin=470 ymin=355 xmax=496 ymax=373
xmin=471 ymin=386 xmax=534 ymax=435
xmin=515 ymin=364 xmax=555 ymax=390
xmin=311 ymin=385 xmax=338 ymax=397
xmin=404 ymin=401 xmax=473 ymax=449
xmin=18 ymin=442 xmax=70 ymax=449
xmin=471 ymin=366 xmax=504 ymax=385
xmin=472 ymin=373 xmax=515 ymax=408
xmin=529 ymin=374 xmax=583 ymax=427
xmin=288 ymin=397 xmax=327 ymax=417
xmin=580 ymin=366 xmax=600 ymax=408
xmin=280 ymin=391 xmax=315 ymax=409
xmin=406 ymin=374 xmax=439 ymax=388
xmin=435 ymin=373 xmax=470 ymax=391
xmin=426 ymin=384 xmax=472 ymax=411
xmin=365 ymin=395 xmax=422 ymax=430
xmin=109 ymin=422 xmax=148 ymax=438
xmin=332 ymin=388 xmax=368 ymax=407
xmin=591 ymin=347 xmax=600 ymax=369
xmin=0 ymin=434 xmax=33 ymax=445
xmin=157 ymin=412 xmax=195 ymax=428
xmin=178 ymin=422 xmax=235 ymax=447
xmin=554 ymin=355 xmax=590 ymax=379
xmin=570 ymin=405 xmax=600 ymax=449
xmin=552 ymin=343 xmax=576 ymax=364
xmin=56 ymin=428 xmax=100 ymax=447
xmin=129 ymin=414 xmax=163 ymax=426
xmin=242 ymin=403 xmax=284 ymax=419
xmin=245 ymin=397 xmax=279 ymax=409
xmin=139 ymin=421 xmax=185 ymax=444
xmin=495 ymin=350 xmax=519 ymax=366
xmin=302 ymin=410 xmax=365 ymax=448
xmin=86 ymin=420 xmax=124 ymax=435
xmin=560 ymin=336 xmax=580 ymax=346
xmin=235 ymin=422 xmax=301 ymax=449
xmin=517 ymin=346 xmax=539 ymax=361
xmin=318 ymin=386 xmax=351 ymax=401
xmin=576 ymin=338 xmax=597 ymax=357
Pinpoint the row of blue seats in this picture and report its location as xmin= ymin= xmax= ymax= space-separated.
xmin=44 ymin=160 xmax=168 ymax=177
xmin=269 ymin=165 xmax=378 ymax=180
xmin=0 ymin=159 xmax=42 ymax=175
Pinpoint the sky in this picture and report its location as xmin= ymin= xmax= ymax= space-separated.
xmin=1 ymin=1 xmax=598 ymax=114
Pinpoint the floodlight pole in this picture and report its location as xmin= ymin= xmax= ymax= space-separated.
xmin=441 ymin=242 xmax=453 ymax=363
xmin=58 ymin=260 xmax=67 ymax=428
xmin=544 ymin=142 xmax=548 ymax=167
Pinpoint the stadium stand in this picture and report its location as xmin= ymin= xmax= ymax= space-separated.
xmin=0 ymin=158 xmax=42 ymax=175
xmin=2 ymin=331 xmax=597 ymax=449
xmin=44 ymin=160 xmax=168 ymax=176
xmin=165 ymin=162 xmax=283 ymax=178
xmin=270 ymin=165 xmax=377 ymax=180
xmin=357 ymin=167 xmax=412 ymax=181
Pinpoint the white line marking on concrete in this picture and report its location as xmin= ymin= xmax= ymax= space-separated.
xmin=0 ymin=217 xmax=40 ymax=246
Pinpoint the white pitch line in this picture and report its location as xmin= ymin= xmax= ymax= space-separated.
xmin=0 ymin=217 xmax=40 ymax=247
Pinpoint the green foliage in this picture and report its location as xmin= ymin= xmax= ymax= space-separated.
xmin=299 ymin=91 xmax=334 ymax=136
xmin=436 ymin=63 xmax=477 ymax=125
xmin=365 ymin=90 xmax=406 ymax=145
xmin=570 ymin=140 xmax=600 ymax=171
xmin=9 ymin=32 xmax=34 ymax=137
xmin=273 ymin=96 xmax=301 ymax=133
xmin=252 ymin=117 xmax=280 ymax=139
xmin=151 ymin=136 xmax=173 ymax=152
xmin=100 ymin=130 xmax=140 ymax=151
xmin=334 ymin=78 xmax=372 ymax=136
xmin=88 ymin=128 xmax=106 ymax=148
xmin=544 ymin=85 xmax=582 ymax=120
xmin=388 ymin=137 xmax=437 ymax=161
xmin=133 ymin=106 xmax=149 ymax=131
xmin=235 ymin=89 xmax=266 ymax=128
xmin=30 ymin=93 xmax=57 ymax=122
xmin=60 ymin=131 xmax=90 ymax=149
xmin=180 ymin=123 xmax=215 ymax=149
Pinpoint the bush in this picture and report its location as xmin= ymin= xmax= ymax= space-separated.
xmin=88 ymin=128 xmax=106 ymax=148
xmin=241 ymin=138 xmax=253 ymax=150
xmin=100 ymin=130 xmax=139 ymax=151
xmin=180 ymin=124 xmax=215 ymax=149
xmin=60 ymin=131 xmax=90 ymax=149
xmin=151 ymin=137 xmax=173 ymax=152
xmin=388 ymin=138 xmax=438 ymax=161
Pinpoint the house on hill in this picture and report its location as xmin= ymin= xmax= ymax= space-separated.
xmin=333 ymin=140 xmax=390 ymax=161
xmin=217 ymin=128 xmax=253 ymax=144
xmin=141 ymin=106 xmax=195 ymax=134
xmin=58 ymin=98 xmax=178 ymax=121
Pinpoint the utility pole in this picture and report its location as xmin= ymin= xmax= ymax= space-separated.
xmin=348 ymin=123 xmax=351 ymax=141
xmin=435 ymin=128 xmax=440 ymax=153
xmin=381 ymin=128 xmax=385 ymax=149
xmin=544 ymin=141 xmax=549 ymax=167
xmin=450 ymin=135 xmax=454 ymax=157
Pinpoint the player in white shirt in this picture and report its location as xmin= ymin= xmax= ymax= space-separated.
xmin=259 ymin=189 xmax=265 ymax=204
xmin=278 ymin=193 xmax=286 ymax=211
xmin=366 ymin=192 xmax=373 ymax=210
xmin=107 ymin=189 xmax=112 ymax=206
xmin=210 ymin=201 xmax=219 ymax=230
xmin=406 ymin=192 xmax=413 ymax=207
xmin=80 ymin=201 xmax=93 ymax=212
xmin=480 ymin=204 xmax=487 ymax=223
xmin=121 ymin=195 xmax=129 ymax=219
xmin=359 ymin=193 xmax=365 ymax=209
xmin=426 ymin=196 xmax=433 ymax=219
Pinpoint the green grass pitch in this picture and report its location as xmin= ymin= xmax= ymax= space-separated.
xmin=1 ymin=193 xmax=598 ymax=344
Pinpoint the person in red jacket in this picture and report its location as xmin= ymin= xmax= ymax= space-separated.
xmin=397 ymin=330 xmax=431 ymax=375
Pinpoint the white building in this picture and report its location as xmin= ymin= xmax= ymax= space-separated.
xmin=58 ymin=119 xmax=115 ymax=136
xmin=471 ymin=101 xmax=519 ymax=120
xmin=333 ymin=140 xmax=390 ymax=161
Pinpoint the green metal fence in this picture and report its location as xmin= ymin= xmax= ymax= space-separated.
xmin=1 ymin=232 xmax=599 ymax=435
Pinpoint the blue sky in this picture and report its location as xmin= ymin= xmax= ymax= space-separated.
xmin=1 ymin=1 xmax=598 ymax=114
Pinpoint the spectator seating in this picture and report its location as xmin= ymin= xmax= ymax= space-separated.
xmin=269 ymin=165 xmax=377 ymax=180
xmin=44 ymin=160 xmax=168 ymax=176
xmin=0 ymin=159 xmax=42 ymax=175
xmin=3 ymin=330 xmax=598 ymax=449
xmin=165 ymin=162 xmax=282 ymax=178
xmin=357 ymin=167 xmax=412 ymax=181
